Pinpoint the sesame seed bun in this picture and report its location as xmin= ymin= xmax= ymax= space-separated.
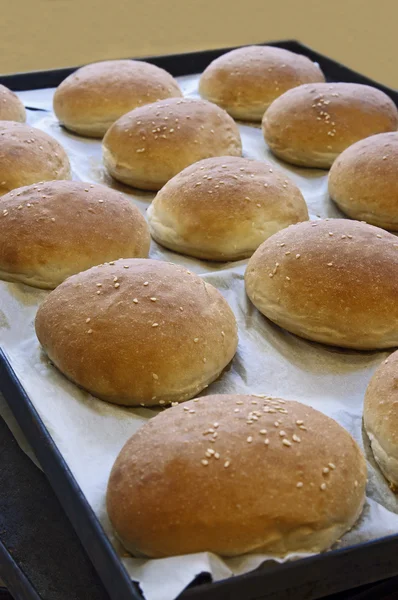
xmin=107 ymin=394 xmax=366 ymax=558
xmin=0 ymin=122 xmax=71 ymax=195
xmin=329 ymin=132 xmax=398 ymax=230
xmin=364 ymin=350 xmax=398 ymax=491
xmin=245 ymin=219 xmax=398 ymax=349
xmin=35 ymin=260 xmax=238 ymax=405
xmin=0 ymin=85 xmax=26 ymax=123
xmin=102 ymin=98 xmax=242 ymax=191
xmin=0 ymin=181 xmax=150 ymax=289
xmin=262 ymin=83 xmax=398 ymax=169
xmin=147 ymin=156 xmax=309 ymax=261
xmin=53 ymin=60 xmax=182 ymax=138
xmin=199 ymin=46 xmax=325 ymax=122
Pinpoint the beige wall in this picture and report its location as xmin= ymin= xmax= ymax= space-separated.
xmin=2 ymin=0 xmax=397 ymax=88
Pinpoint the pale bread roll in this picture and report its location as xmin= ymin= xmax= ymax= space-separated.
xmin=107 ymin=394 xmax=366 ymax=558
xmin=53 ymin=60 xmax=182 ymax=137
xmin=0 ymin=181 xmax=150 ymax=288
xmin=329 ymin=132 xmax=398 ymax=230
xmin=262 ymin=83 xmax=398 ymax=168
xmin=35 ymin=260 xmax=238 ymax=405
xmin=0 ymin=85 xmax=26 ymax=123
xmin=245 ymin=219 xmax=398 ymax=349
xmin=147 ymin=156 xmax=308 ymax=260
xmin=0 ymin=122 xmax=71 ymax=195
xmin=102 ymin=98 xmax=242 ymax=190
xmin=199 ymin=45 xmax=325 ymax=121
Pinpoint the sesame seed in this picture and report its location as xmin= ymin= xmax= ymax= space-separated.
xmin=203 ymin=357 xmax=207 ymax=363
xmin=354 ymin=480 xmax=358 ymax=487
xmin=376 ymin=234 xmax=382 ymax=239
xmin=285 ymin=276 xmax=291 ymax=281
xmin=224 ymin=461 xmax=230 ymax=468
xmin=274 ymin=421 xmax=280 ymax=427
xmin=201 ymin=459 xmax=209 ymax=466
xmin=214 ymin=452 xmax=220 ymax=459
xmin=323 ymin=467 xmax=330 ymax=474
xmin=143 ymin=281 xmax=149 ymax=286
xmin=292 ymin=434 xmax=301 ymax=443
xmin=259 ymin=429 xmax=267 ymax=435
xmin=183 ymin=406 xmax=189 ymax=411
xmin=87 ymin=329 xmax=93 ymax=334
xmin=189 ymin=409 xmax=195 ymax=414
xmin=296 ymin=254 xmax=301 ymax=259
xmin=114 ymin=283 xmax=120 ymax=288
xmin=299 ymin=425 xmax=307 ymax=431
xmin=152 ymin=323 xmax=159 ymax=327
xmin=320 ymin=483 xmax=327 ymax=491
xmin=234 ymin=408 xmax=240 ymax=412
xmin=282 ymin=439 xmax=292 ymax=447
xmin=296 ymin=482 xmax=303 ymax=488
xmin=179 ymin=307 xmax=183 ymax=311
xmin=247 ymin=436 xmax=253 ymax=443
xmin=279 ymin=430 xmax=286 ymax=437
xmin=133 ymin=298 xmax=138 ymax=303
xmin=152 ymin=373 xmax=158 ymax=380
xmin=328 ymin=232 xmax=333 ymax=236
xmin=256 ymin=203 xmax=261 ymax=207
xmin=96 ymin=291 xmax=101 ymax=295
xmin=150 ymin=297 xmax=157 ymax=302
xmin=213 ymin=422 xmax=219 ymax=428
xmin=236 ymin=400 xmax=244 ymax=405
xmin=296 ymin=420 xmax=304 ymax=425
xmin=382 ymin=155 xmax=388 ymax=160
xmin=327 ymin=262 xmax=333 ymax=267
xmin=207 ymin=448 xmax=215 ymax=455
xmin=264 ymin=439 xmax=270 ymax=445
xmin=159 ymin=400 xmax=165 ymax=405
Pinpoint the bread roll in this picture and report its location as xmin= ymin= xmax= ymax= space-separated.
xmin=262 ymin=83 xmax=398 ymax=168
xmin=35 ymin=260 xmax=238 ymax=405
xmin=0 ymin=122 xmax=71 ymax=195
xmin=364 ymin=350 xmax=398 ymax=491
xmin=0 ymin=85 xmax=26 ymax=123
xmin=245 ymin=219 xmax=398 ymax=349
xmin=0 ymin=181 xmax=150 ymax=289
xmin=199 ymin=46 xmax=325 ymax=121
xmin=53 ymin=60 xmax=182 ymax=138
xmin=107 ymin=394 xmax=366 ymax=558
xmin=329 ymin=132 xmax=398 ymax=230
xmin=147 ymin=156 xmax=308 ymax=261
xmin=102 ymin=98 xmax=242 ymax=190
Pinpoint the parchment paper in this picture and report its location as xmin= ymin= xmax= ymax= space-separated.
xmin=1 ymin=75 xmax=398 ymax=600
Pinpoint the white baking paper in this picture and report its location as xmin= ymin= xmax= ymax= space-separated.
xmin=0 ymin=75 xmax=397 ymax=600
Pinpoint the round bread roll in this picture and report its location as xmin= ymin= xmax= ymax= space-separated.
xmin=53 ymin=60 xmax=182 ymax=138
xmin=0 ymin=85 xmax=26 ymax=123
xmin=364 ymin=351 xmax=398 ymax=491
xmin=329 ymin=132 xmax=398 ymax=230
xmin=147 ymin=156 xmax=309 ymax=261
xmin=0 ymin=122 xmax=71 ymax=195
xmin=245 ymin=219 xmax=398 ymax=349
xmin=0 ymin=181 xmax=150 ymax=289
xmin=262 ymin=83 xmax=398 ymax=168
xmin=102 ymin=98 xmax=242 ymax=190
xmin=35 ymin=260 xmax=238 ymax=405
xmin=107 ymin=394 xmax=366 ymax=558
xmin=199 ymin=46 xmax=325 ymax=121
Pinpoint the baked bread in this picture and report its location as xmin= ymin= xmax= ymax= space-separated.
xmin=147 ymin=156 xmax=308 ymax=261
xmin=35 ymin=259 xmax=238 ymax=405
xmin=262 ymin=83 xmax=398 ymax=168
xmin=199 ymin=45 xmax=325 ymax=121
xmin=0 ymin=181 xmax=150 ymax=289
xmin=53 ymin=60 xmax=182 ymax=137
xmin=0 ymin=122 xmax=71 ymax=195
xmin=364 ymin=350 xmax=398 ymax=491
xmin=107 ymin=394 xmax=366 ymax=558
xmin=329 ymin=132 xmax=398 ymax=230
xmin=0 ymin=85 xmax=26 ymax=123
xmin=102 ymin=98 xmax=242 ymax=190
xmin=245 ymin=219 xmax=398 ymax=349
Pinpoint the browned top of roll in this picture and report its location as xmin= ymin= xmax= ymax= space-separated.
xmin=262 ymin=83 xmax=398 ymax=168
xmin=53 ymin=60 xmax=182 ymax=137
xmin=199 ymin=45 xmax=325 ymax=121
xmin=0 ymin=122 xmax=71 ymax=195
xmin=102 ymin=98 xmax=242 ymax=190
xmin=107 ymin=394 xmax=366 ymax=558
xmin=0 ymin=85 xmax=26 ymax=123
xmin=0 ymin=181 xmax=150 ymax=288
xmin=245 ymin=219 xmax=398 ymax=349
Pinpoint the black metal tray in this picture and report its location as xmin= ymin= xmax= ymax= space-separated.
xmin=1 ymin=40 xmax=398 ymax=600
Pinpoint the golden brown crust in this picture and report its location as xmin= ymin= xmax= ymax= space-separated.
xmin=262 ymin=83 xmax=398 ymax=168
xmin=364 ymin=350 xmax=398 ymax=489
xmin=329 ymin=132 xmax=398 ymax=229
xmin=53 ymin=60 xmax=182 ymax=138
xmin=102 ymin=98 xmax=242 ymax=190
xmin=199 ymin=46 xmax=325 ymax=121
xmin=0 ymin=181 xmax=150 ymax=288
xmin=245 ymin=219 xmax=398 ymax=349
xmin=35 ymin=260 xmax=238 ymax=405
xmin=0 ymin=122 xmax=71 ymax=195
xmin=147 ymin=156 xmax=308 ymax=260
xmin=0 ymin=85 xmax=26 ymax=123
xmin=107 ymin=394 xmax=366 ymax=558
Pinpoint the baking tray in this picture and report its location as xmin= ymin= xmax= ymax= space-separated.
xmin=1 ymin=40 xmax=398 ymax=600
